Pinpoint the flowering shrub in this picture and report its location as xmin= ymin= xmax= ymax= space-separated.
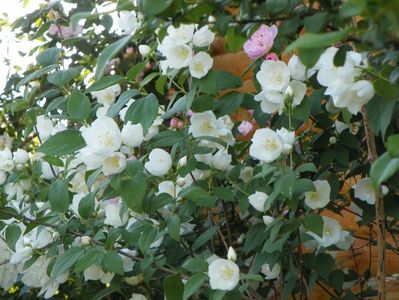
xmin=1 ymin=0 xmax=399 ymax=299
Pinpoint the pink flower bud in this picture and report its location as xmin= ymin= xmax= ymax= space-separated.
xmin=187 ymin=110 xmax=193 ymax=117
xmin=238 ymin=121 xmax=253 ymax=136
xmin=247 ymin=109 xmax=255 ymax=117
xmin=243 ymin=24 xmax=278 ymax=60
xmin=170 ymin=118 xmax=179 ymax=128
xmin=125 ymin=47 xmax=134 ymax=55
xmin=266 ymin=52 xmax=279 ymax=61
xmin=177 ymin=120 xmax=184 ymax=129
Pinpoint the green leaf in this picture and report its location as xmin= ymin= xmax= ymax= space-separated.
xmin=304 ymin=213 xmax=324 ymax=237
xmin=370 ymin=152 xmax=399 ymax=186
xmin=52 ymin=247 xmax=84 ymax=278
xmin=139 ymin=226 xmax=157 ymax=253
xmin=156 ymin=75 xmax=167 ymax=94
xmin=315 ymin=253 xmax=335 ymax=279
xmin=138 ymin=0 xmax=173 ymax=16
xmin=388 ymin=134 xmax=399 ymax=157
xmin=147 ymin=130 xmax=185 ymax=148
xmin=67 ymin=90 xmax=91 ymax=120
xmin=49 ymin=180 xmax=70 ymax=213
xmin=163 ymin=274 xmax=184 ymax=300
xmin=78 ymin=193 xmax=95 ymax=219
xmin=214 ymin=70 xmax=242 ymax=91
xmin=333 ymin=46 xmax=348 ymax=67
xmin=85 ymin=75 xmax=126 ymax=93
xmin=214 ymin=92 xmax=244 ymax=116
xmin=373 ymin=78 xmax=399 ymax=100
xmin=298 ymin=47 xmax=325 ymax=68
xmin=36 ymin=47 xmax=61 ymax=66
xmin=106 ymin=89 xmax=139 ymax=118
xmin=304 ymin=12 xmax=328 ymax=33
xmin=70 ymin=11 xmax=92 ymax=30
xmin=182 ymin=257 xmax=207 ymax=273
xmin=139 ymin=72 xmax=159 ymax=87
xmin=37 ymin=130 xmax=86 ymax=156
xmin=285 ymin=30 xmax=349 ymax=53
xmin=191 ymin=95 xmax=214 ymax=112
xmin=48 ymin=67 xmax=82 ymax=87
xmin=127 ymin=61 xmax=147 ymax=81
xmin=121 ymin=174 xmax=147 ymax=212
xmin=6 ymin=224 xmax=22 ymax=252
xmin=16 ymin=64 xmax=58 ymax=90
xmin=365 ymin=96 xmax=395 ymax=138
xmin=124 ymin=93 xmax=158 ymax=133
xmin=296 ymin=163 xmax=318 ymax=173
xmin=179 ymin=186 xmax=215 ymax=201
xmin=167 ymin=215 xmax=180 ymax=241
xmin=102 ymin=252 xmax=124 ymax=275
xmin=183 ymin=273 xmax=206 ymax=300
xmin=162 ymin=96 xmax=186 ymax=119
xmin=74 ymin=248 xmax=104 ymax=273
xmin=95 ymin=35 xmax=131 ymax=81
xmin=294 ymin=178 xmax=315 ymax=194
xmin=192 ymin=226 xmax=217 ymax=250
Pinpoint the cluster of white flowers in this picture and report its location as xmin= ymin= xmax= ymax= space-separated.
xmin=255 ymin=58 xmax=307 ymax=114
xmin=158 ymin=24 xmax=215 ymax=78
xmin=314 ymin=47 xmax=375 ymax=115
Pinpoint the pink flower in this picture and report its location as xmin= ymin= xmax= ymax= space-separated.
xmin=266 ymin=52 xmax=279 ymax=61
xmin=48 ymin=24 xmax=83 ymax=38
xmin=125 ymin=47 xmax=134 ymax=55
xmin=243 ymin=24 xmax=278 ymax=60
xmin=238 ymin=121 xmax=253 ymax=136
xmin=170 ymin=118 xmax=184 ymax=129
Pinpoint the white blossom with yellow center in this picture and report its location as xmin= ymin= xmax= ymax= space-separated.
xmin=304 ymin=180 xmax=331 ymax=209
xmin=189 ymin=52 xmax=213 ymax=79
xmin=353 ymin=177 xmax=388 ymax=205
xmin=249 ymin=128 xmax=284 ymax=163
xmin=208 ymin=258 xmax=240 ymax=291
xmin=307 ymin=216 xmax=342 ymax=248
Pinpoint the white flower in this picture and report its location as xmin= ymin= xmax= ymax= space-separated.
xmin=13 ymin=148 xmax=29 ymax=164
xmin=81 ymin=236 xmax=91 ymax=246
xmin=254 ymin=90 xmax=284 ymax=114
xmin=159 ymin=37 xmax=193 ymax=69
xmin=70 ymin=193 xmax=86 ymax=217
xmin=353 ymin=177 xmax=388 ymax=205
xmin=276 ymin=127 xmax=295 ymax=155
xmin=189 ymin=52 xmax=213 ymax=79
xmin=211 ymin=149 xmax=231 ymax=171
xmin=263 ymin=215 xmax=274 ymax=225
xmin=335 ymin=231 xmax=354 ymax=250
xmin=189 ymin=111 xmax=219 ymax=137
xmin=91 ymin=84 xmax=121 ymax=107
xmin=256 ymin=60 xmax=290 ymax=92
xmin=307 ymin=216 xmax=342 ymax=248
xmin=104 ymin=201 xmax=128 ymax=227
xmin=249 ymin=128 xmax=284 ymax=163
xmin=76 ymin=147 xmax=105 ymax=170
xmin=287 ymin=80 xmax=307 ymax=106
xmin=145 ymin=148 xmax=172 ymax=176
xmin=227 ymin=247 xmax=237 ymax=262
xmin=121 ymin=122 xmax=144 ymax=148
xmin=102 ymin=152 xmax=127 ymax=176
xmin=166 ymin=24 xmax=195 ymax=44
xmin=157 ymin=180 xmax=181 ymax=198
xmin=0 ymin=171 xmax=6 ymax=185
xmin=261 ymin=263 xmax=281 ymax=280
xmin=84 ymin=264 xmax=114 ymax=284
xmin=248 ymin=191 xmax=268 ymax=212
xmin=332 ymin=80 xmax=375 ymax=115
xmin=239 ymin=166 xmax=253 ymax=183
xmin=0 ymin=148 xmax=14 ymax=172
xmin=81 ymin=116 xmax=122 ymax=156
xmin=304 ymin=180 xmax=331 ymax=209
xmin=40 ymin=161 xmax=58 ymax=180
xmin=193 ymin=25 xmax=215 ymax=47
xmin=118 ymin=11 xmax=140 ymax=34
xmin=36 ymin=115 xmax=54 ymax=141
xmin=208 ymin=258 xmax=240 ymax=291
xmin=129 ymin=294 xmax=148 ymax=300
xmin=288 ymin=55 xmax=307 ymax=81
xmin=138 ymin=45 xmax=151 ymax=57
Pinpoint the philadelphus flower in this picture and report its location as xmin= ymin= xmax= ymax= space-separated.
xmin=91 ymin=84 xmax=121 ymax=107
xmin=121 ymin=122 xmax=144 ymax=147
xmin=145 ymin=148 xmax=172 ymax=176
xmin=189 ymin=110 xmax=219 ymax=137
xmin=156 ymin=180 xmax=181 ymax=198
xmin=189 ymin=52 xmax=213 ymax=79
xmin=227 ymin=247 xmax=237 ymax=262
xmin=129 ymin=294 xmax=147 ymax=300
xmin=211 ymin=149 xmax=231 ymax=171
xmin=13 ymin=149 xmax=29 ymax=164
xmin=166 ymin=24 xmax=195 ymax=44
xmin=243 ymin=24 xmax=278 ymax=60
xmin=102 ymin=152 xmax=127 ymax=176
xmin=353 ymin=177 xmax=388 ymax=205
xmin=249 ymin=128 xmax=284 ymax=163
xmin=307 ymin=216 xmax=342 ymax=248
xmin=84 ymin=264 xmax=114 ymax=284
xmin=36 ymin=115 xmax=54 ymax=141
xmin=256 ymin=60 xmax=290 ymax=92
xmin=208 ymin=258 xmax=240 ymax=291
xmin=118 ymin=11 xmax=140 ymax=34
xmin=192 ymin=25 xmax=215 ymax=47
xmin=81 ymin=116 xmax=122 ymax=156
xmin=248 ymin=191 xmax=268 ymax=212
xmin=263 ymin=215 xmax=274 ymax=225
xmin=276 ymin=128 xmax=295 ymax=155
xmin=304 ymin=180 xmax=331 ymax=209
xmin=158 ymin=37 xmax=193 ymax=69
xmin=138 ymin=45 xmax=151 ymax=57
xmin=104 ymin=201 xmax=129 ymax=227
xmin=261 ymin=263 xmax=281 ymax=280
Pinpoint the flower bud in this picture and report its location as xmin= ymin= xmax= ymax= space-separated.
xmin=81 ymin=236 xmax=91 ymax=246
xmin=329 ymin=136 xmax=337 ymax=144
xmin=227 ymin=246 xmax=237 ymax=262
xmin=139 ymin=45 xmax=151 ymax=57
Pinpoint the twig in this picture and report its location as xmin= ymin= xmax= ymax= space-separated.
xmin=222 ymin=202 xmax=232 ymax=246
xmin=361 ymin=107 xmax=386 ymax=300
